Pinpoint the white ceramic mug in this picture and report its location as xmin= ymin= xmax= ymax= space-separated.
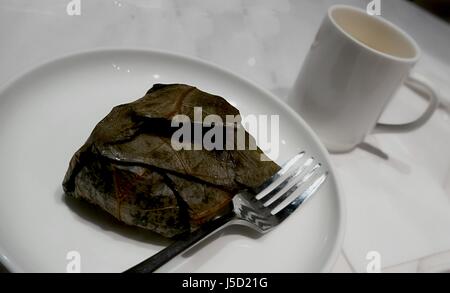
xmin=287 ymin=5 xmax=439 ymax=153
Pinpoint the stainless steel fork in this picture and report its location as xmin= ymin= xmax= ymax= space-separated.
xmin=124 ymin=151 xmax=328 ymax=273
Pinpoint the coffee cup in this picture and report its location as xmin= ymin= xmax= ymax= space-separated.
xmin=287 ymin=5 xmax=439 ymax=153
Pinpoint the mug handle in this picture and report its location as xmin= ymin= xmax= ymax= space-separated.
xmin=374 ymin=73 xmax=439 ymax=134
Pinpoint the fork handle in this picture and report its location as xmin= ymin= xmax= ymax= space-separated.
xmin=124 ymin=213 xmax=235 ymax=273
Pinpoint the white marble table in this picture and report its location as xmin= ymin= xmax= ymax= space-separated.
xmin=1 ymin=0 xmax=449 ymax=273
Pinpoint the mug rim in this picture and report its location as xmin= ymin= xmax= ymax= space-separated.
xmin=328 ymin=4 xmax=421 ymax=63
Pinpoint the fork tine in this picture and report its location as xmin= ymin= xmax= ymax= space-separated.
xmin=265 ymin=162 xmax=321 ymax=209
xmin=258 ymin=157 xmax=314 ymax=204
xmin=273 ymin=171 xmax=328 ymax=222
xmin=253 ymin=151 xmax=305 ymax=196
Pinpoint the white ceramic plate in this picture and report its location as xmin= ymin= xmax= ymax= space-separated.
xmin=0 ymin=49 xmax=344 ymax=273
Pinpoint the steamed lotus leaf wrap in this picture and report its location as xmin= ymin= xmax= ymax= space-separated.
xmin=63 ymin=84 xmax=280 ymax=237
